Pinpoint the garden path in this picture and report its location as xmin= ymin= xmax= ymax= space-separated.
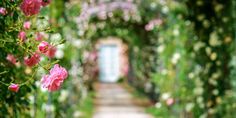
xmin=93 ymin=83 xmax=153 ymax=118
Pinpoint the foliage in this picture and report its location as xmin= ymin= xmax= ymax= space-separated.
xmin=186 ymin=0 xmax=235 ymax=117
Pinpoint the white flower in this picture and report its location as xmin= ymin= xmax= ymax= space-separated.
xmin=55 ymin=49 xmax=64 ymax=59
xmin=173 ymin=29 xmax=180 ymax=36
xmin=78 ymin=30 xmax=84 ymax=36
xmin=200 ymin=113 xmax=207 ymax=118
xmin=57 ymin=44 xmax=65 ymax=49
xmin=211 ymin=71 xmax=221 ymax=79
xmin=157 ymin=45 xmax=165 ymax=53
xmin=222 ymin=17 xmax=229 ymax=23
xmin=208 ymin=79 xmax=217 ymax=86
xmin=210 ymin=52 xmax=217 ymax=61
xmin=194 ymin=42 xmax=205 ymax=51
xmin=197 ymin=97 xmax=203 ymax=104
xmin=35 ymin=81 xmax=41 ymax=87
xmin=72 ymin=39 xmax=83 ymax=48
xmin=185 ymin=103 xmax=195 ymax=112
xmin=203 ymin=20 xmax=210 ymax=28
xmin=214 ymin=4 xmax=223 ymax=12
xmin=28 ymin=95 xmax=34 ymax=104
xmin=42 ymin=104 xmax=55 ymax=113
xmin=212 ymin=89 xmax=219 ymax=95
xmin=188 ymin=72 xmax=194 ymax=79
xmin=161 ymin=93 xmax=170 ymax=100
xmin=216 ymin=61 xmax=221 ymax=66
xmin=36 ymin=18 xmax=49 ymax=30
xmin=197 ymin=14 xmax=205 ymax=21
xmin=150 ymin=2 xmax=157 ymax=9
xmin=224 ymin=36 xmax=232 ymax=43
xmin=144 ymin=82 xmax=152 ymax=93
xmin=161 ymin=69 xmax=168 ymax=75
xmin=209 ymin=32 xmax=221 ymax=46
xmin=51 ymin=33 xmax=62 ymax=43
xmin=194 ymin=87 xmax=204 ymax=95
xmin=73 ymin=111 xmax=82 ymax=118
xmin=171 ymin=53 xmax=181 ymax=64
xmin=197 ymin=1 xmax=203 ymax=6
xmin=208 ymin=108 xmax=216 ymax=114
xmin=162 ymin=6 xmax=169 ymax=14
xmin=205 ymin=47 xmax=212 ymax=56
xmin=155 ymin=102 xmax=162 ymax=108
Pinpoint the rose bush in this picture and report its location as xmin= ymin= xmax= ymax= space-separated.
xmin=0 ymin=0 xmax=67 ymax=116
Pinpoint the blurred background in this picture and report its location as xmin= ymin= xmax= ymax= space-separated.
xmin=0 ymin=0 xmax=236 ymax=118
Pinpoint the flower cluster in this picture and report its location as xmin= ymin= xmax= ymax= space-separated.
xmin=77 ymin=1 xmax=139 ymax=31
xmin=41 ymin=64 xmax=68 ymax=91
xmin=3 ymin=0 xmax=67 ymax=93
xmin=145 ymin=18 xmax=163 ymax=31
xmin=20 ymin=0 xmax=51 ymax=16
xmin=0 ymin=7 xmax=7 ymax=15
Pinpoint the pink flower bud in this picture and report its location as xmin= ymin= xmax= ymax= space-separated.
xmin=45 ymin=46 xmax=56 ymax=58
xmin=41 ymin=0 xmax=51 ymax=7
xmin=20 ymin=0 xmax=42 ymax=16
xmin=41 ymin=64 xmax=68 ymax=91
xmin=0 ymin=7 xmax=7 ymax=15
xmin=18 ymin=31 xmax=26 ymax=42
xmin=6 ymin=54 xmax=17 ymax=64
xmin=24 ymin=53 xmax=40 ymax=67
xmin=36 ymin=32 xmax=44 ymax=41
xmin=8 ymin=84 xmax=20 ymax=92
xmin=23 ymin=21 xmax=31 ymax=30
xmin=38 ymin=41 xmax=49 ymax=53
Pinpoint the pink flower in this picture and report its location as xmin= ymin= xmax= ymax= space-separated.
xmin=38 ymin=41 xmax=49 ymax=53
xmin=145 ymin=23 xmax=154 ymax=31
xmin=23 ymin=21 xmax=31 ymax=30
xmin=0 ymin=7 xmax=7 ymax=15
xmin=166 ymin=98 xmax=174 ymax=106
xmin=20 ymin=0 xmax=42 ymax=16
xmin=41 ymin=0 xmax=51 ymax=7
xmin=41 ymin=64 xmax=68 ymax=91
xmin=6 ymin=54 xmax=17 ymax=64
xmin=36 ymin=32 xmax=44 ymax=41
xmin=24 ymin=53 xmax=40 ymax=67
xmin=18 ymin=31 xmax=26 ymax=42
xmin=44 ymin=46 xmax=56 ymax=58
xmin=8 ymin=83 xmax=20 ymax=92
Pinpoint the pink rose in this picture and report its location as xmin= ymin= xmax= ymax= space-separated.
xmin=0 ymin=7 xmax=7 ymax=15
xmin=8 ymin=83 xmax=20 ymax=92
xmin=6 ymin=54 xmax=17 ymax=64
xmin=166 ymin=98 xmax=174 ymax=106
xmin=45 ymin=46 xmax=56 ymax=58
xmin=23 ymin=21 xmax=31 ymax=30
xmin=18 ymin=31 xmax=26 ymax=42
xmin=24 ymin=53 xmax=40 ymax=67
xmin=36 ymin=32 xmax=44 ymax=41
xmin=20 ymin=0 xmax=42 ymax=16
xmin=41 ymin=64 xmax=68 ymax=91
xmin=38 ymin=41 xmax=49 ymax=53
xmin=41 ymin=0 xmax=51 ymax=7
xmin=145 ymin=23 xmax=154 ymax=31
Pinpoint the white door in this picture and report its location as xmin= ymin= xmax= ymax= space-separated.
xmin=98 ymin=44 xmax=120 ymax=83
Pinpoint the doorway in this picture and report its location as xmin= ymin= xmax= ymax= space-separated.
xmin=98 ymin=44 xmax=120 ymax=83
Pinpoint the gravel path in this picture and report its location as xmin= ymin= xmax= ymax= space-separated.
xmin=93 ymin=83 xmax=153 ymax=118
